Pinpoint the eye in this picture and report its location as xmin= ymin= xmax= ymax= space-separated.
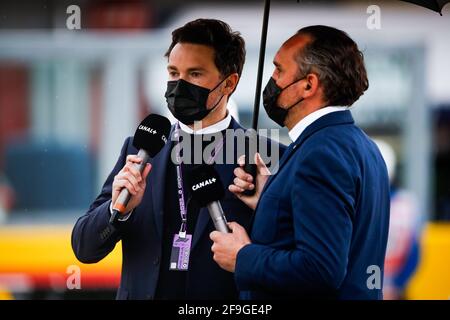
xmin=168 ymin=71 xmax=179 ymax=78
xmin=191 ymin=71 xmax=201 ymax=78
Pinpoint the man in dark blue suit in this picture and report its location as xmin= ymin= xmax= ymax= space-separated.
xmin=71 ymin=19 xmax=284 ymax=300
xmin=210 ymin=25 xmax=390 ymax=299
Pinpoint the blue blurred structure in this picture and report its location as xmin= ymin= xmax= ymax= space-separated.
xmin=5 ymin=140 xmax=95 ymax=211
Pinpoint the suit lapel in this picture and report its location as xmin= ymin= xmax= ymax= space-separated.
xmin=259 ymin=142 xmax=295 ymax=195
xmin=149 ymin=125 xmax=175 ymax=240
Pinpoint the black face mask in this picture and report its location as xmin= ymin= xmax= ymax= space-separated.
xmin=262 ymin=77 xmax=305 ymax=127
xmin=165 ymin=78 xmax=225 ymax=125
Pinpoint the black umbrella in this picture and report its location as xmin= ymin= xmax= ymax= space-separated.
xmin=401 ymin=0 xmax=450 ymax=15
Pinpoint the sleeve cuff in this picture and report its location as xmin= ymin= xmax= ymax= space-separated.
xmin=109 ymin=201 xmax=133 ymax=222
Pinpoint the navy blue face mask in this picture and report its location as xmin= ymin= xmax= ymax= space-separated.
xmin=165 ymin=78 xmax=225 ymax=125
xmin=262 ymin=77 xmax=305 ymax=127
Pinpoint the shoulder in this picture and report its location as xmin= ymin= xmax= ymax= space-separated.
xmin=299 ymin=122 xmax=369 ymax=160
xmin=292 ymin=125 xmax=363 ymax=178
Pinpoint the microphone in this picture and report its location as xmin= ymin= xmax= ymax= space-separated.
xmin=186 ymin=165 xmax=230 ymax=233
xmin=109 ymin=113 xmax=171 ymax=225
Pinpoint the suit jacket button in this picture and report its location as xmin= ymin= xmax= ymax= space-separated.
xmin=153 ymin=257 xmax=160 ymax=265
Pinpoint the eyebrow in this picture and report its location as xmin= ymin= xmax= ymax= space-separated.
xmin=167 ymin=65 xmax=207 ymax=73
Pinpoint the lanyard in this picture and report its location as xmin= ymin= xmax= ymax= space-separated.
xmin=174 ymin=123 xmax=226 ymax=238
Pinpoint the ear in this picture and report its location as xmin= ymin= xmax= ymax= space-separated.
xmin=223 ymin=73 xmax=239 ymax=95
xmin=303 ymin=73 xmax=319 ymax=99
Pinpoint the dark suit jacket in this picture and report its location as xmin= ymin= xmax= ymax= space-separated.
xmin=71 ymin=117 xmax=285 ymax=300
xmin=235 ymin=110 xmax=390 ymax=300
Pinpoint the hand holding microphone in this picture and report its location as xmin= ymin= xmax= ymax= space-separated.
xmin=187 ymin=165 xmax=251 ymax=272
xmin=111 ymin=155 xmax=151 ymax=215
xmin=109 ymin=113 xmax=171 ymax=225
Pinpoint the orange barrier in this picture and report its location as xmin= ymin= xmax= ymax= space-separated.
xmin=0 ymin=225 xmax=121 ymax=292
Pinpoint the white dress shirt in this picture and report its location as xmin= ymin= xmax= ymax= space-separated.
xmin=288 ymin=106 xmax=348 ymax=142
xmin=179 ymin=112 xmax=232 ymax=134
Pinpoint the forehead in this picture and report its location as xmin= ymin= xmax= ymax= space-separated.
xmin=168 ymin=42 xmax=217 ymax=69
xmin=274 ymin=34 xmax=311 ymax=64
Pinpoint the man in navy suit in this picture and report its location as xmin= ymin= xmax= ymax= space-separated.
xmin=71 ymin=19 xmax=284 ymax=300
xmin=210 ymin=25 xmax=390 ymax=299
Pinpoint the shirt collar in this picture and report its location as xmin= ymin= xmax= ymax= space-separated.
xmin=288 ymin=106 xmax=348 ymax=142
xmin=178 ymin=112 xmax=232 ymax=135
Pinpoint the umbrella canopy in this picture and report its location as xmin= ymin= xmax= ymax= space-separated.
xmin=400 ymin=0 xmax=450 ymax=15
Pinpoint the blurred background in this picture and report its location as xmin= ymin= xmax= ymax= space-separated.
xmin=0 ymin=0 xmax=449 ymax=299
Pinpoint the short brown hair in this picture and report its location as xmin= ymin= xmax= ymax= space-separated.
xmin=295 ymin=25 xmax=369 ymax=107
xmin=165 ymin=19 xmax=246 ymax=78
